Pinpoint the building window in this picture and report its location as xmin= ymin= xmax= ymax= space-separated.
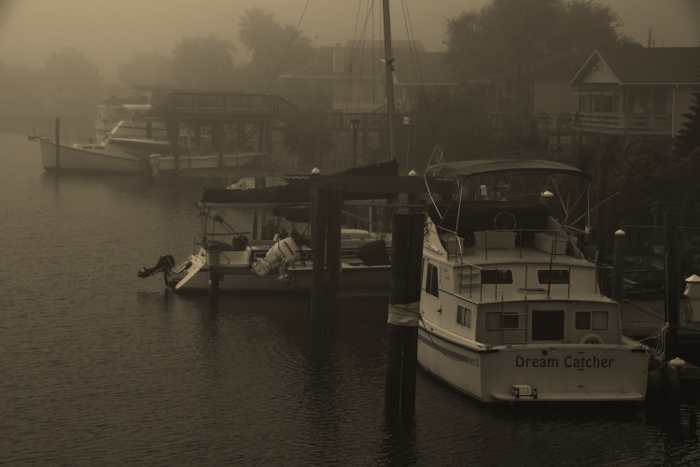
xmin=575 ymin=311 xmax=609 ymax=331
xmin=457 ymin=305 xmax=471 ymax=328
xmin=425 ymin=263 xmax=439 ymax=297
xmin=532 ymin=309 xmax=564 ymax=341
xmin=481 ymin=269 xmax=513 ymax=284
xmin=538 ymin=270 xmax=570 ymax=284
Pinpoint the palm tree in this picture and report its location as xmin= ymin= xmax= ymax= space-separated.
xmin=171 ymin=36 xmax=236 ymax=89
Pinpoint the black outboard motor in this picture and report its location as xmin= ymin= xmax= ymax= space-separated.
xmin=137 ymin=255 xmax=176 ymax=285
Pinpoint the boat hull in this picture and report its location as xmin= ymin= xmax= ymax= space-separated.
xmin=37 ymin=138 xmax=147 ymax=173
xmin=417 ymin=327 xmax=649 ymax=403
xmin=171 ymin=262 xmax=391 ymax=293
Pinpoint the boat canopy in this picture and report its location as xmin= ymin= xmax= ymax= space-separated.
xmin=425 ymin=159 xmax=589 ymax=182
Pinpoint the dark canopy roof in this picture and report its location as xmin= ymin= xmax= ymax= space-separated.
xmin=425 ymin=159 xmax=589 ymax=182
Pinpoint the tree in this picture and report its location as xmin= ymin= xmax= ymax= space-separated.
xmin=171 ymin=36 xmax=236 ymax=89
xmin=43 ymin=47 xmax=104 ymax=114
xmin=44 ymin=47 xmax=103 ymax=100
xmin=406 ymin=85 xmax=492 ymax=161
xmin=238 ymin=8 xmax=316 ymax=92
xmin=283 ymin=111 xmax=335 ymax=170
xmin=117 ymin=52 xmax=173 ymax=85
xmin=674 ymin=79 xmax=700 ymax=158
xmin=445 ymin=0 xmax=637 ymax=80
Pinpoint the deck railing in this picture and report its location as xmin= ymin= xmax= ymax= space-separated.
xmin=574 ymin=111 xmax=671 ymax=135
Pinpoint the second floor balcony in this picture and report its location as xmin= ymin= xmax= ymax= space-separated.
xmin=574 ymin=111 xmax=672 ymax=136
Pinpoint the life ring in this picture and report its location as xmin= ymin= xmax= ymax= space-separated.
xmin=580 ymin=333 xmax=605 ymax=344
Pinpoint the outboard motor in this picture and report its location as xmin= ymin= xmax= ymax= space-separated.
xmin=251 ymin=237 xmax=300 ymax=277
xmin=137 ymin=255 xmax=176 ymax=285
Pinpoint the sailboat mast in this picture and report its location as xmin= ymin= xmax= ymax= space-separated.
xmin=382 ymin=0 xmax=396 ymax=161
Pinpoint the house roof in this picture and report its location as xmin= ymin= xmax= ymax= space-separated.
xmin=571 ymin=47 xmax=700 ymax=85
xmin=464 ymin=45 xmax=604 ymax=84
xmin=279 ymin=45 xmax=457 ymax=85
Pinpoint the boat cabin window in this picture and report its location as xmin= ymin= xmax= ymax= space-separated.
xmin=457 ymin=305 xmax=472 ymax=328
xmin=537 ymin=269 xmax=570 ymax=284
xmin=425 ymin=263 xmax=439 ymax=298
xmin=481 ymin=269 xmax=513 ymax=284
xmin=531 ymin=309 xmax=564 ymax=341
xmin=575 ymin=311 xmax=609 ymax=331
xmin=485 ymin=312 xmax=521 ymax=330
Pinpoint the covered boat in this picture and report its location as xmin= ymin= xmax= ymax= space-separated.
xmin=418 ymin=158 xmax=649 ymax=402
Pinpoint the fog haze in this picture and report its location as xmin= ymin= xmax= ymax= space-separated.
xmin=1 ymin=0 xmax=699 ymax=81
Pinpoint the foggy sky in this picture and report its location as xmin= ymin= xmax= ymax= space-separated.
xmin=1 ymin=0 xmax=699 ymax=81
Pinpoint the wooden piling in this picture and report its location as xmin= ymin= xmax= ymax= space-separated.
xmin=385 ymin=212 xmax=424 ymax=415
xmin=54 ymin=117 xmax=61 ymax=173
xmin=310 ymin=187 xmax=329 ymax=340
xmin=665 ymin=212 xmax=680 ymax=361
xmin=209 ymin=249 xmax=220 ymax=297
xmin=325 ymin=187 xmax=343 ymax=313
xmin=612 ymin=225 xmax=625 ymax=302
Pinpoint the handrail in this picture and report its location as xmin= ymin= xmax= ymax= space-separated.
xmin=456 ymin=260 xmax=612 ymax=302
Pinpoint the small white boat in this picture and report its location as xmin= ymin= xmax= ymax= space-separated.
xmin=28 ymin=120 xmax=183 ymax=174
xmin=29 ymin=134 xmax=149 ymax=173
xmin=417 ymin=159 xmax=650 ymax=403
xmin=138 ymin=207 xmax=392 ymax=293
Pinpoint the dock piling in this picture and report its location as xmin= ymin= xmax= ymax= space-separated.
xmin=612 ymin=224 xmax=625 ymax=301
xmin=385 ymin=212 xmax=424 ymax=415
xmin=665 ymin=212 xmax=680 ymax=362
xmin=54 ymin=117 xmax=61 ymax=173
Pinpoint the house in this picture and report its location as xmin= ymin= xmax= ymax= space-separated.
xmin=468 ymin=45 xmax=594 ymax=116
xmin=570 ymin=47 xmax=700 ymax=144
xmin=277 ymin=40 xmax=458 ymax=112
xmin=464 ymin=45 xmax=596 ymax=146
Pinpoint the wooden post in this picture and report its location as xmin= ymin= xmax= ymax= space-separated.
xmin=169 ymin=118 xmax=179 ymax=181
xmin=310 ymin=187 xmax=329 ymax=340
xmin=218 ymin=120 xmax=225 ymax=170
xmin=665 ymin=212 xmax=679 ymax=361
xmin=54 ymin=117 xmax=61 ymax=173
xmin=385 ymin=212 xmax=424 ymax=415
xmin=209 ymin=249 xmax=220 ymax=297
xmin=325 ymin=187 xmax=342 ymax=316
xmin=596 ymin=151 xmax=610 ymax=295
xmin=362 ymin=113 xmax=368 ymax=162
xmin=612 ymin=224 xmax=625 ymax=302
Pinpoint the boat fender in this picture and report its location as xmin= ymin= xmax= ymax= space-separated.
xmin=580 ymin=333 xmax=605 ymax=344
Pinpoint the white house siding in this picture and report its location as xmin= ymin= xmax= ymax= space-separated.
xmin=533 ymin=79 xmax=578 ymax=115
xmin=579 ymin=57 xmax=618 ymax=83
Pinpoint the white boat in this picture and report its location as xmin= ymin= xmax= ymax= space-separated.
xmin=417 ymin=159 xmax=649 ymax=403
xmin=28 ymin=121 xmax=184 ymax=174
xmin=29 ymin=133 xmax=149 ymax=173
xmin=137 ymin=207 xmax=392 ymax=292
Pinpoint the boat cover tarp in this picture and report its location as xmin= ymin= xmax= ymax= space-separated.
xmin=201 ymin=184 xmax=310 ymax=204
xmin=425 ymin=159 xmax=589 ymax=181
xmin=200 ymin=158 xmax=401 ymax=205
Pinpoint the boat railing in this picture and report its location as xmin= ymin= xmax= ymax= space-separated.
xmin=457 ymin=260 xmax=612 ymax=302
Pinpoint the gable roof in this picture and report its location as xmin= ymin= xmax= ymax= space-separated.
xmin=570 ymin=47 xmax=700 ymax=85
xmin=463 ymin=44 xmax=598 ymax=83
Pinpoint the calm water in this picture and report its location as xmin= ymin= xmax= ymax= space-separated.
xmin=2 ymin=132 xmax=700 ymax=466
